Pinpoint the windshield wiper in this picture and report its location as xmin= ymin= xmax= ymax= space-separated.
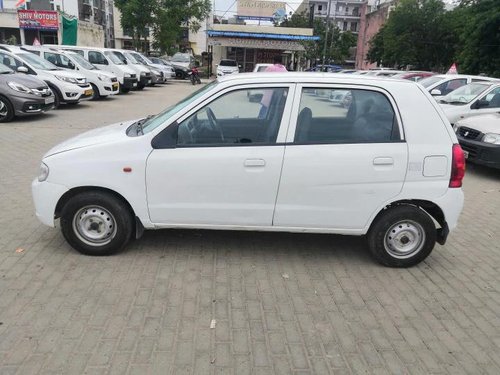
xmin=136 ymin=115 xmax=154 ymax=135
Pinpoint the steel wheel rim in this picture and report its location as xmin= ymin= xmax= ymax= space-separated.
xmin=0 ymin=100 xmax=7 ymax=118
xmin=384 ymin=220 xmax=425 ymax=259
xmin=72 ymin=205 xmax=117 ymax=246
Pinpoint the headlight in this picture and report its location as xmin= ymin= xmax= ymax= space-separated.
xmin=55 ymin=75 xmax=77 ymax=84
xmin=97 ymin=74 xmax=110 ymax=81
xmin=38 ymin=162 xmax=49 ymax=182
xmin=7 ymin=81 xmax=35 ymax=95
xmin=482 ymin=133 xmax=500 ymax=144
xmin=140 ymin=71 xmax=147 ymax=76
xmin=124 ymin=73 xmax=131 ymax=78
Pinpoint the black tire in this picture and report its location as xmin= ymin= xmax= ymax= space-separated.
xmin=136 ymin=83 xmax=145 ymax=91
xmin=90 ymin=83 xmax=100 ymax=100
xmin=120 ymin=84 xmax=130 ymax=94
xmin=367 ymin=205 xmax=436 ymax=267
xmin=60 ymin=191 xmax=134 ymax=256
xmin=0 ymin=95 xmax=15 ymax=123
xmin=50 ymin=86 xmax=62 ymax=109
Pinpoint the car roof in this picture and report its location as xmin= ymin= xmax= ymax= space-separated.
xmin=432 ymin=74 xmax=498 ymax=81
xmin=218 ymin=72 xmax=416 ymax=86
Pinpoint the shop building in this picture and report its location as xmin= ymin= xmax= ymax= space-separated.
xmin=207 ymin=24 xmax=319 ymax=72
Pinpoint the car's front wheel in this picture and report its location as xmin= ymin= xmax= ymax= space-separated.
xmin=60 ymin=191 xmax=134 ymax=256
xmin=0 ymin=95 xmax=15 ymax=123
xmin=368 ymin=205 xmax=436 ymax=267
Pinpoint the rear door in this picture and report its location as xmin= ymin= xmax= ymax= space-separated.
xmin=273 ymin=84 xmax=408 ymax=231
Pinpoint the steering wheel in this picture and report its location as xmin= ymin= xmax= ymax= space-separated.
xmin=206 ymin=107 xmax=225 ymax=143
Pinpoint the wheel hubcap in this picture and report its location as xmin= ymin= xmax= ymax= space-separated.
xmin=0 ymin=101 xmax=7 ymax=117
xmin=72 ymin=206 xmax=117 ymax=246
xmin=384 ymin=220 xmax=425 ymax=259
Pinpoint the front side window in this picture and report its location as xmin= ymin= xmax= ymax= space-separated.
xmin=177 ymin=87 xmax=288 ymax=146
xmin=0 ymin=52 xmax=23 ymax=71
xmin=482 ymin=87 xmax=500 ymax=108
xmin=294 ymin=88 xmax=400 ymax=144
xmin=88 ymin=51 xmax=107 ymax=65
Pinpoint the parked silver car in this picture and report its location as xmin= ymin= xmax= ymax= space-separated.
xmin=0 ymin=62 xmax=54 ymax=122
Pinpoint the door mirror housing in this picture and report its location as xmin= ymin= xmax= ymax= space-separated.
xmin=17 ymin=66 xmax=29 ymax=74
xmin=430 ymin=89 xmax=441 ymax=96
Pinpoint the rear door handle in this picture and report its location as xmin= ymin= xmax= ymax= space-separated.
xmin=244 ymin=159 xmax=266 ymax=167
xmin=373 ymin=157 xmax=394 ymax=166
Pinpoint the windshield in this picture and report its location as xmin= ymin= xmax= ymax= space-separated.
xmin=124 ymin=52 xmax=139 ymax=64
xmin=220 ymin=60 xmax=237 ymax=67
xmin=104 ymin=51 xmax=125 ymax=65
xmin=150 ymin=57 xmax=162 ymax=64
xmin=70 ymin=53 xmax=96 ymax=70
xmin=0 ymin=63 xmax=13 ymax=74
xmin=133 ymin=53 xmax=149 ymax=64
xmin=142 ymin=81 xmax=218 ymax=133
xmin=419 ymin=76 xmax=443 ymax=88
xmin=171 ymin=54 xmax=191 ymax=63
xmin=17 ymin=52 xmax=59 ymax=70
xmin=441 ymin=82 xmax=491 ymax=104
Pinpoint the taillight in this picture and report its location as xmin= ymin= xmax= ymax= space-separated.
xmin=449 ymin=144 xmax=465 ymax=188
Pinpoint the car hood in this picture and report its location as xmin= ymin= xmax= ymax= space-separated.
xmin=93 ymin=70 xmax=116 ymax=79
xmin=44 ymin=119 xmax=138 ymax=158
xmin=456 ymin=113 xmax=500 ymax=134
xmin=0 ymin=73 xmax=47 ymax=88
xmin=50 ymin=69 xmax=86 ymax=80
xmin=171 ymin=62 xmax=190 ymax=69
xmin=218 ymin=66 xmax=238 ymax=71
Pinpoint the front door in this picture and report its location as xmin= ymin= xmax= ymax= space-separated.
xmin=273 ymin=85 xmax=408 ymax=231
xmin=146 ymin=85 xmax=293 ymax=226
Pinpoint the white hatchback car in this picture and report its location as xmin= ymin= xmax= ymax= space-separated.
xmin=32 ymin=73 xmax=465 ymax=267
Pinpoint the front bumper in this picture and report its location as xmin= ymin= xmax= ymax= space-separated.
xmin=32 ymin=179 xmax=69 ymax=227
xmin=10 ymin=92 xmax=54 ymax=116
xmin=138 ymin=74 xmax=152 ymax=87
xmin=97 ymin=80 xmax=120 ymax=96
xmin=122 ymin=77 xmax=138 ymax=89
xmin=458 ymin=137 xmax=500 ymax=169
xmin=61 ymin=83 xmax=93 ymax=102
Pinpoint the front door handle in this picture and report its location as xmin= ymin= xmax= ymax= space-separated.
xmin=244 ymin=159 xmax=266 ymax=167
xmin=373 ymin=157 xmax=394 ymax=166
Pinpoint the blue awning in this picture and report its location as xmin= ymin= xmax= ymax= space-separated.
xmin=207 ymin=30 xmax=320 ymax=41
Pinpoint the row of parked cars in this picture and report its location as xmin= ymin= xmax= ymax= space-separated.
xmin=0 ymin=44 xmax=176 ymax=122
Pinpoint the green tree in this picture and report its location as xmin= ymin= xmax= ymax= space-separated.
xmin=367 ymin=0 xmax=456 ymax=71
xmin=452 ymin=0 xmax=500 ymax=77
xmin=115 ymin=0 xmax=211 ymax=54
xmin=114 ymin=0 xmax=157 ymax=51
xmin=278 ymin=11 xmax=356 ymax=64
xmin=153 ymin=0 xmax=211 ymax=54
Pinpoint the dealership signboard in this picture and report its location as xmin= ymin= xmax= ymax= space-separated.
xmin=237 ymin=0 xmax=286 ymax=21
xmin=18 ymin=10 xmax=59 ymax=30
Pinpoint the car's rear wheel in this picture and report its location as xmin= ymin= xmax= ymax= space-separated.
xmin=368 ymin=205 xmax=436 ymax=267
xmin=0 ymin=95 xmax=15 ymax=123
xmin=60 ymin=191 xmax=134 ymax=256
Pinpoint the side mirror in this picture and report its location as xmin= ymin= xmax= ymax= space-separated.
xmin=430 ymin=89 xmax=441 ymax=96
xmin=17 ymin=66 xmax=29 ymax=73
xmin=474 ymin=99 xmax=489 ymax=109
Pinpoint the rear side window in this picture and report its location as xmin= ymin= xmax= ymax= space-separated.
xmin=294 ymin=88 xmax=400 ymax=144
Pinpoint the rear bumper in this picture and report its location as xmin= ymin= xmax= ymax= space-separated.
xmin=433 ymin=188 xmax=464 ymax=232
xmin=458 ymin=137 xmax=500 ymax=169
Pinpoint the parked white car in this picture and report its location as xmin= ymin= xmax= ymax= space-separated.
xmin=439 ymin=82 xmax=500 ymax=124
xmin=454 ymin=113 xmax=500 ymax=169
xmin=0 ymin=45 xmax=92 ymax=108
xmin=217 ymin=59 xmax=240 ymax=76
xmin=53 ymin=45 xmax=138 ymax=94
xmin=130 ymin=52 xmax=172 ymax=83
xmin=149 ymin=57 xmax=176 ymax=78
xmin=32 ymin=73 xmax=465 ymax=267
xmin=419 ymin=74 xmax=498 ymax=101
xmin=22 ymin=46 xmax=119 ymax=100
xmin=112 ymin=49 xmax=153 ymax=89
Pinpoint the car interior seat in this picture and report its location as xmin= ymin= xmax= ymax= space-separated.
xmin=295 ymin=107 xmax=313 ymax=142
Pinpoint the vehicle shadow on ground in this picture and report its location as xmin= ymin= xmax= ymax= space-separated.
xmin=466 ymin=163 xmax=500 ymax=181
xmin=127 ymin=229 xmax=374 ymax=265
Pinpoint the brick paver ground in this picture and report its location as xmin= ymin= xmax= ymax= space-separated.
xmin=0 ymin=81 xmax=499 ymax=374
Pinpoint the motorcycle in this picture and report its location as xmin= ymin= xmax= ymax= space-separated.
xmin=189 ymin=67 xmax=201 ymax=85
